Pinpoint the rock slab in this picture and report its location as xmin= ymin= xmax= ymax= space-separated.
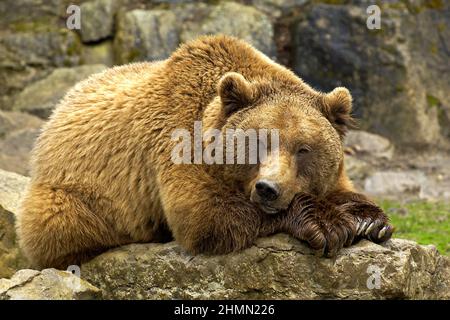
xmin=0 ymin=269 xmax=102 ymax=300
xmin=82 ymin=234 xmax=450 ymax=300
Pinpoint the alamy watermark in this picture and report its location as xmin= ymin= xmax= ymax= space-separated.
xmin=366 ymin=265 xmax=382 ymax=289
xmin=66 ymin=4 xmax=81 ymax=30
xmin=171 ymin=121 xmax=280 ymax=165
xmin=366 ymin=5 xmax=381 ymax=30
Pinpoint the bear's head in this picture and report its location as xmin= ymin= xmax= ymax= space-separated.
xmin=203 ymin=72 xmax=354 ymax=214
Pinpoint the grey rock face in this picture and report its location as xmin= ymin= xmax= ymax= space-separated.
xmin=114 ymin=2 xmax=275 ymax=64
xmin=0 ymin=111 xmax=44 ymax=175
xmin=0 ymin=269 xmax=102 ymax=300
xmin=364 ymin=170 xmax=427 ymax=196
xmin=12 ymin=64 xmax=107 ymax=118
xmin=0 ymin=168 xmax=29 ymax=215
xmin=80 ymin=0 xmax=118 ymax=42
xmin=293 ymin=1 xmax=450 ymax=146
xmin=345 ymin=130 xmax=394 ymax=160
xmin=0 ymin=169 xmax=30 ymax=278
xmin=82 ymin=234 xmax=450 ymax=299
xmin=114 ymin=9 xmax=180 ymax=64
xmin=179 ymin=2 xmax=276 ymax=58
xmin=0 ymin=28 xmax=82 ymax=110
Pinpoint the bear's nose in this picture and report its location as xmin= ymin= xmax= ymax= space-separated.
xmin=255 ymin=180 xmax=280 ymax=202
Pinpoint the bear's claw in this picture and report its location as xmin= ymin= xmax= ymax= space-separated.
xmin=355 ymin=217 xmax=393 ymax=243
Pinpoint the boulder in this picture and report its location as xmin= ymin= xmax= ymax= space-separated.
xmin=81 ymin=41 xmax=114 ymax=66
xmin=252 ymin=0 xmax=309 ymax=18
xmin=0 ymin=169 xmax=30 ymax=278
xmin=0 ymin=27 xmax=82 ymax=110
xmin=12 ymin=64 xmax=107 ymax=118
xmin=344 ymin=155 xmax=372 ymax=181
xmin=364 ymin=170 xmax=427 ymax=196
xmin=80 ymin=0 xmax=118 ymax=43
xmin=0 ymin=269 xmax=102 ymax=300
xmin=114 ymin=9 xmax=179 ymax=64
xmin=0 ymin=206 xmax=29 ymax=278
xmin=178 ymin=2 xmax=276 ymax=58
xmin=293 ymin=1 xmax=450 ymax=146
xmin=0 ymin=111 xmax=44 ymax=175
xmin=114 ymin=2 xmax=275 ymax=64
xmin=345 ymin=130 xmax=394 ymax=160
xmin=0 ymin=168 xmax=29 ymax=214
xmin=82 ymin=234 xmax=450 ymax=299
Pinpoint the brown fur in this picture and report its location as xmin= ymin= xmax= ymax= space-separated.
xmin=17 ymin=35 xmax=391 ymax=268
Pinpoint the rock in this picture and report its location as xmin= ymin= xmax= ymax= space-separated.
xmin=0 ymin=110 xmax=43 ymax=138
xmin=344 ymin=155 xmax=372 ymax=181
xmin=0 ymin=169 xmax=30 ymax=278
xmin=0 ymin=111 xmax=44 ymax=175
xmin=0 ymin=27 xmax=82 ymax=110
xmin=82 ymin=234 xmax=450 ymax=299
xmin=81 ymin=41 xmax=114 ymax=66
xmin=179 ymin=2 xmax=276 ymax=58
xmin=0 ymin=168 xmax=29 ymax=214
xmin=0 ymin=269 xmax=102 ymax=300
xmin=364 ymin=170 xmax=427 ymax=196
xmin=114 ymin=2 xmax=275 ymax=64
xmin=0 ymin=129 xmax=41 ymax=176
xmin=0 ymin=206 xmax=29 ymax=278
xmin=253 ymin=0 xmax=309 ymax=18
xmin=114 ymin=9 xmax=179 ymax=64
xmin=12 ymin=64 xmax=107 ymax=118
xmin=345 ymin=130 xmax=394 ymax=160
xmin=0 ymin=0 xmax=62 ymax=29
xmin=80 ymin=0 xmax=118 ymax=43
xmin=293 ymin=1 xmax=450 ymax=146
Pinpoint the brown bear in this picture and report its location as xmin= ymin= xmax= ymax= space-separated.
xmin=17 ymin=35 xmax=393 ymax=269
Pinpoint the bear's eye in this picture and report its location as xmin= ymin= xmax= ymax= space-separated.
xmin=297 ymin=145 xmax=311 ymax=155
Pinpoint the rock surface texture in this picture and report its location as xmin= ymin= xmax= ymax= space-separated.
xmin=0 ymin=169 xmax=30 ymax=278
xmin=82 ymin=234 xmax=450 ymax=300
xmin=0 ymin=269 xmax=102 ymax=300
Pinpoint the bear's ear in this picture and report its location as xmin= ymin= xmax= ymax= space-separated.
xmin=218 ymin=72 xmax=254 ymax=116
xmin=320 ymin=87 xmax=355 ymax=137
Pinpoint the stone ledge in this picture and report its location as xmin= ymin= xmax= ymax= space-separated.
xmin=81 ymin=234 xmax=450 ymax=300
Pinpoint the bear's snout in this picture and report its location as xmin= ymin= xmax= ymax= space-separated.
xmin=251 ymin=179 xmax=284 ymax=214
xmin=255 ymin=180 xmax=280 ymax=202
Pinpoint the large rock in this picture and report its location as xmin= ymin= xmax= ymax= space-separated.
xmin=364 ymin=170 xmax=427 ymax=197
xmin=293 ymin=1 xmax=450 ymax=146
xmin=178 ymin=2 xmax=276 ymax=58
xmin=114 ymin=9 xmax=179 ymax=64
xmin=114 ymin=2 xmax=275 ymax=64
xmin=0 ymin=168 xmax=29 ymax=214
xmin=0 ymin=27 xmax=82 ymax=110
xmin=0 ymin=111 xmax=44 ymax=175
xmin=12 ymin=64 xmax=107 ymax=118
xmin=0 ymin=169 xmax=30 ymax=278
xmin=0 ymin=269 xmax=102 ymax=300
xmin=252 ymin=0 xmax=309 ymax=18
xmin=345 ymin=130 xmax=394 ymax=160
xmin=80 ymin=0 xmax=118 ymax=42
xmin=82 ymin=234 xmax=450 ymax=299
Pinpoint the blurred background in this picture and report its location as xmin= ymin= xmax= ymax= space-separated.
xmin=0 ymin=0 xmax=448 ymax=266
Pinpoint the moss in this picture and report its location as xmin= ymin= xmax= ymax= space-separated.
xmin=399 ymin=0 xmax=444 ymax=14
xmin=126 ymin=48 xmax=145 ymax=63
xmin=314 ymin=0 xmax=349 ymax=5
xmin=59 ymin=30 xmax=83 ymax=67
xmin=426 ymin=94 xmax=441 ymax=109
xmin=437 ymin=21 xmax=446 ymax=33
xmin=10 ymin=20 xmax=54 ymax=33
xmin=424 ymin=0 xmax=444 ymax=10
xmin=379 ymin=200 xmax=450 ymax=256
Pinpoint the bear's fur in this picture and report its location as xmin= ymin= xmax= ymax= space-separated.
xmin=17 ymin=35 xmax=392 ymax=268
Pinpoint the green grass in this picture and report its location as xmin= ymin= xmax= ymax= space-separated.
xmin=378 ymin=200 xmax=450 ymax=256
